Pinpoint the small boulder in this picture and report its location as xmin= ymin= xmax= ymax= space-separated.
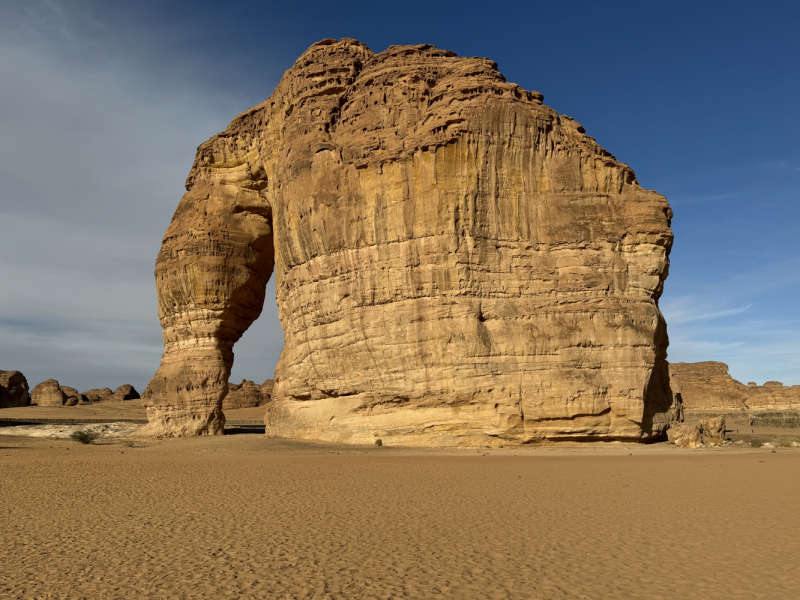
xmin=0 ymin=371 xmax=30 ymax=408
xmin=31 ymin=379 xmax=67 ymax=407
xmin=667 ymin=423 xmax=703 ymax=449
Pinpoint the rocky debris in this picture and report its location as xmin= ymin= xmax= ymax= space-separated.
xmin=669 ymin=362 xmax=800 ymax=411
xmin=143 ymin=38 xmax=675 ymax=442
xmin=0 ymin=371 xmax=30 ymax=408
xmin=667 ymin=417 xmax=727 ymax=449
xmin=82 ymin=388 xmax=114 ymax=402
xmin=112 ymin=385 xmax=140 ymax=401
xmin=223 ymin=379 xmax=270 ymax=409
xmin=31 ymin=379 xmax=68 ymax=407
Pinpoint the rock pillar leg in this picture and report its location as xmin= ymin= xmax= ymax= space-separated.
xmin=141 ymin=182 xmax=274 ymax=436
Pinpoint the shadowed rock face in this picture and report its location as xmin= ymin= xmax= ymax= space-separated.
xmin=143 ymin=38 xmax=675 ymax=443
xmin=0 ymin=371 xmax=29 ymax=408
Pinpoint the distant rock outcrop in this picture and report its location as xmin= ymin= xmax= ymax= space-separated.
xmin=60 ymin=387 xmax=88 ymax=405
xmin=31 ymin=381 xmax=139 ymax=406
xmin=669 ymin=362 xmax=800 ymax=411
xmin=222 ymin=380 xmax=271 ymax=410
xmin=142 ymin=38 xmax=675 ymax=443
xmin=112 ymin=385 xmax=140 ymax=401
xmin=0 ymin=371 xmax=30 ymax=408
xmin=82 ymin=388 xmax=114 ymax=403
xmin=31 ymin=379 xmax=67 ymax=407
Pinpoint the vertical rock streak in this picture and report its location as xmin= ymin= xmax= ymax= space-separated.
xmin=143 ymin=39 xmax=675 ymax=443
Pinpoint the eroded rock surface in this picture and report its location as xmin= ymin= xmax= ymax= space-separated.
xmin=223 ymin=380 xmax=270 ymax=410
xmin=670 ymin=362 xmax=800 ymax=411
xmin=31 ymin=379 xmax=67 ymax=407
xmin=667 ymin=417 xmax=727 ymax=449
xmin=0 ymin=371 xmax=29 ymax=409
xmin=143 ymin=38 xmax=675 ymax=443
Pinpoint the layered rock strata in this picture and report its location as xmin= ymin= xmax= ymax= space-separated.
xmin=112 ymin=385 xmax=140 ymax=401
xmin=0 ymin=371 xmax=29 ymax=408
xmin=143 ymin=38 xmax=675 ymax=443
xmin=669 ymin=362 xmax=800 ymax=411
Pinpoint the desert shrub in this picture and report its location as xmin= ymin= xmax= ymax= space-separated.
xmin=375 ymin=438 xmax=383 ymax=447
xmin=121 ymin=439 xmax=136 ymax=448
xmin=750 ymin=438 xmax=762 ymax=448
xmin=70 ymin=430 xmax=99 ymax=445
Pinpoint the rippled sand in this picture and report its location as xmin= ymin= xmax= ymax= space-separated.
xmin=1 ymin=435 xmax=798 ymax=599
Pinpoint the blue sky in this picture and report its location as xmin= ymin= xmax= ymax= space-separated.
xmin=1 ymin=0 xmax=798 ymax=391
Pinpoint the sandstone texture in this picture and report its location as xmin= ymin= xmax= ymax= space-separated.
xmin=223 ymin=380 xmax=270 ymax=410
xmin=669 ymin=362 xmax=800 ymax=411
xmin=0 ymin=371 xmax=29 ymax=409
xmin=667 ymin=417 xmax=727 ymax=449
xmin=143 ymin=38 xmax=675 ymax=443
xmin=31 ymin=379 xmax=67 ymax=407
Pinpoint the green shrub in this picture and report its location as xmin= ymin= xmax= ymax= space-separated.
xmin=70 ymin=430 xmax=100 ymax=445
xmin=750 ymin=439 xmax=762 ymax=448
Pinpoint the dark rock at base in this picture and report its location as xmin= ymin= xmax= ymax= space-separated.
xmin=0 ymin=371 xmax=30 ymax=408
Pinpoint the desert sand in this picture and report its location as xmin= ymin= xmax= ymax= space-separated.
xmin=1 ymin=433 xmax=798 ymax=599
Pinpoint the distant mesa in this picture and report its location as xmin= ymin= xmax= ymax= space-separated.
xmin=142 ymin=38 xmax=676 ymax=444
xmin=669 ymin=362 xmax=800 ymax=411
xmin=0 ymin=371 xmax=30 ymax=409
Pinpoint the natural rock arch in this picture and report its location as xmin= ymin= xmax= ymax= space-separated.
xmin=142 ymin=38 xmax=676 ymax=443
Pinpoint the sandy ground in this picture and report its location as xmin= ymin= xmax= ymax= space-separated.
xmin=1 ymin=435 xmax=799 ymax=600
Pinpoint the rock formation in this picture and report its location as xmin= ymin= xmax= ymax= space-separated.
xmin=82 ymin=388 xmax=113 ymax=402
xmin=31 ymin=379 xmax=67 ymax=407
xmin=745 ymin=381 xmax=800 ymax=410
xmin=667 ymin=417 xmax=727 ymax=449
xmin=143 ymin=38 xmax=675 ymax=443
xmin=669 ymin=362 xmax=800 ymax=411
xmin=112 ymin=385 xmax=140 ymax=401
xmin=60 ymin=387 xmax=88 ymax=405
xmin=0 ymin=371 xmax=29 ymax=408
xmin=223 ymin=379 xmax=271 ymax=410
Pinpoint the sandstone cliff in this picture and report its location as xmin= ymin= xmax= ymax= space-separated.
xmin=0 ymin=371 xmax=29 ymax=408
xmin=143 ymin=38 xmax=675 ymax=443
xmin=669 ymin=362 xmax=800 ymax=411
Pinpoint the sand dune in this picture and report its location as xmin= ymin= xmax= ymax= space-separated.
xmin=1 ymin=436 xmax=798 ymax=599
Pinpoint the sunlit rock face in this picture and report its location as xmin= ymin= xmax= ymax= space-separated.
xmin=670 ymin=362 xmax=800 ymax=411
xmin=143 ymin=38 xmax=675 ymax=443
